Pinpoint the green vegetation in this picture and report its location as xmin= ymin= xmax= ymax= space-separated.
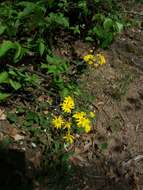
xmin=0 ymin=0 xmax=124 ymax=169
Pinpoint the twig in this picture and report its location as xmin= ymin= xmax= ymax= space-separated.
xmin=122 ymin=155 xmax=143 ymax=167
xmin=7 ymin=64 xmax=51 ymax=81
xmin=122 ymin=11 xmax=143 ymax=16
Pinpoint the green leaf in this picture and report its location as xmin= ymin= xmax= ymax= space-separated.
xmin=47 ymin=65 xmax=57 ymax=74
xmin=0 ymin=40 xmax=15 ymax=57
xmin=0 ymin=25 xmax=6 ymax=35
xmin=41 ymin=63 xmax=49 ymax=69
xmin=115 ymin=22 xmax=123 ymax=33
xmin=7 ymin=112 xmax=17 ymax=124
xmin=39 ymin=41 xmax=45 ymax=56
xmin=0 ymin=92 xmax=10 ymax=101
xmin=9 ymin=79 xmax=22 ymax=90
xmin=0 ymin=72 xmax=9 ymax=84
xmin=85 ymin=36 xmax=94 ymax=42
xmin=60 ymin=88 xmax=69 ymax=97
xmin=103 ymin=18 xmax=113 ymax=30
xmin=14 ymin=42 xmax=22 ymax=62
xmin=8 ymin=70 xmax=17 ymax=76
xmin=100 ymin=143 xmax=108 ymax=150
xmin=47 ymin=13 xmax=69 ymax=28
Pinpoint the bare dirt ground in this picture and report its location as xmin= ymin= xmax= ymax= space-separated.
xmin=68 ymin=9 xmax=143 ymax=189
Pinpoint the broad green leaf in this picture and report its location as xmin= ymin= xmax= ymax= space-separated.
xmin=103 ymin=18 xmax=113 ymax=30
xmin=0 ymin=40 xmax=15 ymax=57
xmin=115 ymin=22 xmax=123 ymax=33
xmin=0 ymin=92 xmax=10 ymax=101
xmin=47 ymin=65 xmax=57 ymax=74
xmin=9 ymin=79 xmax=22 ymax=90
xmin=0 ymin=72 xmax=9 ymax=84
xmin=39 ymin=41 xmax=45 ymax=56
xmin=60 ymin=88 xmax=69 ymax=97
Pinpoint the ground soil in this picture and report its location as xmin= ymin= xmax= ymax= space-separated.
xmin=72 ymin=27 xmax=143 ymax=190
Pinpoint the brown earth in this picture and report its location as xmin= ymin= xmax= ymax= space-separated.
xmin=68 ymin=13 xmax=143 ymax=190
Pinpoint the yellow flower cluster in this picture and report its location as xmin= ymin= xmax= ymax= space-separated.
xmin=73 ymin=112 xmax=91 ymax=133
xmin=83 ymin=51 xmax=106 ymax=66
xmin=96 ymin=53 xmax=106 ymax=65
xmin=83 ymin=54 xmax=96 ymax=65
xmin=52 ymin=96 xmax=95 ymax=144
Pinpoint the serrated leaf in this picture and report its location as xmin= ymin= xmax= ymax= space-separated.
xmin=0 ymin=72 xmax=9 ymax=84
xmin=0 ymin=40 xmax=15 ymax=57
xmin=9 ymin=79 xmax=22 ymax=90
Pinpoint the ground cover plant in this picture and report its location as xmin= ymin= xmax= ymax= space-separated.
xmin=0 ymin=0 xmax=126 ymax=185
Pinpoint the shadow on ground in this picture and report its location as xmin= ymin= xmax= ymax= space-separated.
xmin=0 ymin=148 xmax=33 ymax=190
xmin=0 ymin=146 xmax=134 ymax=190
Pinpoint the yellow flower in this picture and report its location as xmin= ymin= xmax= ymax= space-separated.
xmin=73 ymin=111 xmax=86 ymax=120
xmin=77 ymin=117 xmax=90 ymax=127
xmin=89 ymin=111 xmax=95 ymax=118
xmin=63 ymin=121 xmax=71 ymax=129
xmin=89 ymin=50 xmax=93 ymax=53
xmin=83 ymin=54 xmax=96 ymax=65
xmin=84 ymin=124 xmax=91 ymax=133
xmin=96 ymin=54 xmax=106 ymax=65
xmin=52 ymin=116 xmax=64 ymax=129
xmin=76 ymin=117 xmax=91 ymax=133
xmin=63 ymin=133 xmax=74 ymax=144
xmin=61 ymin=96 xmax=75 ymax=113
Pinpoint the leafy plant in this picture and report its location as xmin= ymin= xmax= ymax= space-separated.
xmin=0 ymin=0 xmax=125 ymax=171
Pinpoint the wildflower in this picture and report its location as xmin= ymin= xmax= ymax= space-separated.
xmin=96 ymin=54 xmax=106 ymax=65
xmin=76 ymin=116 xmax=91 ymax=133
xmin=73 ymin=111 xmax=86 ymax=120
xmin=76 ymin=117 xmax=90 ymax=127
xmin=52 ymin=116 xmax=64 ymax=129
xmin=63 ymin=132 xmax=74 ymax=144
xmin=89 ymin=50 xmax=93 ymax=53
xmin=61 ymin=96 xmax=75 ymax=113
xmin=84 ymin=124 xmax=91 ymax=133
xmin=63 ymin=121 xmax=71 ymax=129
xmin=83 ymin=54 xmax=96 ymax=65
xmin=89 ymin=111 xmax=95 ymax=118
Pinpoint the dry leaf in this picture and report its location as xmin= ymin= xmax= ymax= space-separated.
xmin=7 ymin=127 xmax=24 ymax=141
xmin=29 ymin=151 xmax=42 ymax=168
xmin=69 ymin=154 xmax=86 ymax=166
xmin=0 ymin=108 xmax=6 ymax=120
xmin=11 ymin=134 xmax=24 ymax=141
